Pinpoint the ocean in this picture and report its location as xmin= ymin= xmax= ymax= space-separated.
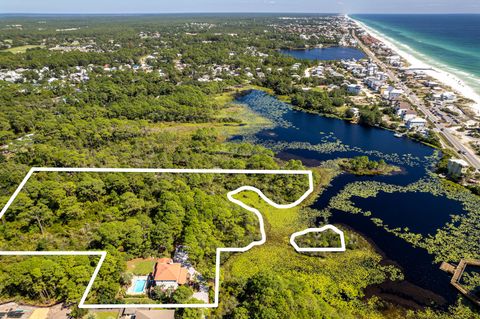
xmin=351 ymin=14 xmax=480 ymax=101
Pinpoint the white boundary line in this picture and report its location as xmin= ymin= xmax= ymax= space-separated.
xmin=0 ymin=167 xmax=315 ymax=309
xmin=290 ymin=225 xmax=346 ymax=252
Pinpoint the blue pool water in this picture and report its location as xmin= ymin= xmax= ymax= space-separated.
xmin=133 ymin=279 xmax=146 ymax=293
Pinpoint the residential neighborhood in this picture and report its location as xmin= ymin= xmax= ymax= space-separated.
xmin=0 ymin=10 xmax=480 ymax=319
xmin=125 ymin=247 xmax=210 ymax=305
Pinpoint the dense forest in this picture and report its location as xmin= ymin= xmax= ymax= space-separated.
xmin=0 ymin=14 xmax=478 ymax=319
xmin=0 ymin=14 xmax=323 ymax=314
xmin=0 ymin=76 xmax=310 ymax=306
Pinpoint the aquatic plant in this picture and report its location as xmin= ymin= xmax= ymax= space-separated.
xmin=236 ymin=90 xmax=480 ymax=264
xmin=234 ymin=91 xmax=296 ymax=129
xmin=233 ymin=137 xmax=423 ymax=168
xmin=326 ymin=176 xmax=480 ymax=263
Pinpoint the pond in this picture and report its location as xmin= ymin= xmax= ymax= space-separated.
xmin=280 ymin=47 xmax=366 ymax=61
xmin=352 ymin=192 xmax=466 ymax=236
xmin=233 ymin=90 xmax=464 ymax=307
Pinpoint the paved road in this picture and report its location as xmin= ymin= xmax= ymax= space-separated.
xmin=354 ymin=32 xmax=480 ymax=170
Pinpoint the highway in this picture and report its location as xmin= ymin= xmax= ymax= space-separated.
xmin=354 ymin=32 xmax=480 ymax=170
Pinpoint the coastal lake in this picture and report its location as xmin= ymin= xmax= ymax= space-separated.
xmin=280 ymin=47 xmax=366 ymax=61
xmin=352 ymin=192 xmax=465 ymax=236
xmin=233 ymin=90 xmax=465 ymax=308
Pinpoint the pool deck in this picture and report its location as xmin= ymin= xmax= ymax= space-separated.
xmin=127 ymin=276 xmax=148 ymax=295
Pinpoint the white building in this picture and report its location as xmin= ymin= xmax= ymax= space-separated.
xmin=346 ymin=84 xmax=362 ymax=95
xmin=311 ymin=66 xmax=324 ymax=77
xmin=349 ymin=107 xmax=360 ymax=117
xmin=395 ymin=102 xmax=411 ymax=117
xmin=376 ymin=72 xmax=388 ymax=81
xmin=424 ymin=81 xmax=438 ymax=88
xmin=382 ymin=86 xmax=404 ymax=100
xmin=447 ymin=158 xmax=469 ymax=178
xmin=441 ymin=92 xmax=456 ymax=101
xmin=402 ymin=110 xmax=417 ymax=122
xmin=291 ymin=63 xmax=301 ymax=71
xmin=386 ymin=55 xmax=402 ymax=67
xmin=406 ymin=117 xmax=427 ymax=130
xmin=364 ymin=77 xmax=384 ymax=92
xmin=366 ymin=63 xmax=378 ymax=76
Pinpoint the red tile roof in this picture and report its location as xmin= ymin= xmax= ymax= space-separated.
xmin=154 ymin=259 xmax=188 ymax=284
xmin=157 ymin=258 xmax=173 ymax=264
xmin=136 ymin=310 xmax=175 ymax=319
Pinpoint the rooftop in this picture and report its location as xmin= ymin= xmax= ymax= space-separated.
xmin=154 ymin=259 xmax=188 ymax=284
xmin=449 ymin=158 xmax=469 ymax=166
xmin=136 ymin=310 xmax=175 ymax=319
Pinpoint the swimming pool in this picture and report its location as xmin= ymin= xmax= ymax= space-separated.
xmin=133 ymin=279 xmax=146 ymax=293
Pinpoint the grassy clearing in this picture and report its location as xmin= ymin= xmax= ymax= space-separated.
xmin=217 ymin=104 xmax=272 ymax=135
xmin=222 ymin=167 xmax=340 ymax=278
xmin=146 ymin=89 xmax=271 ymax=139
xmin=213 ymin=91 xmax=236 ymax=106
xmin=277 ymin=94 xmax=292 ymax=103
xmin=221 ymin=189 xmax=310 ymax=282
xmin=126 ymin=258 xmax=156 ymax=275
xmin=123 ymin=297 xmax=157 ymax=304
xmin=238 ymin=84 xmax=274 ymax=95
xmin=213 ymin=85 xmax=273 ymax=106
xmin=87 ymin=311 xmax=119 ymax=319
xmin=2 ymin=45 xmax=45 ymax=54
xmin=216 ymin=167 xmax=404 ymax=318
xmin=213 ymin=86 xmax=273 ymax=136
xmin=146 ymin=104 xmax=270 ymax=139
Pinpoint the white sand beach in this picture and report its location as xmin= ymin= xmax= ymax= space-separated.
xmin=347 ymin=15 xmax=480 ymax=116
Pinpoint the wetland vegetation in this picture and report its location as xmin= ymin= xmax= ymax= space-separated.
xmin=0 ymin=14 xmax=478 ymax=318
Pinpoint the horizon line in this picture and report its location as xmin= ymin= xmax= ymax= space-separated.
xmin=1 ymin=12 xmax=480 ymax=15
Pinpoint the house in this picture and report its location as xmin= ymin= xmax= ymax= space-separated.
xmin=447 ymin=158 xmax=469 ymax=178
xmin=402 ymin=109 xmax=417 ymax=121
xmin=153 ymin=258 xmax=189 ymax=290
xmin=311 ymin=66 xmax=324 ymax=77
xmin=432 ymin=93 xmax=442 ymax=101
xmin=376 ymin=72 xmax=388 ymax=81
xmin=366 ymin=63 xmax=378 ymax=76
xmin=382 ymin=86 xmax=404 ymax=100
xmin=386 ymin=55 xmax=402 ymax=67
xmin=414 ymin=71 xmax=427 ymax=79
xmin=364 ymin=77 xmax=384 ymax=92
xmin=346 ymin=84 xmax=362 ymax=95
xmin=349 ymin=107 xmax=360 ymax=118
xmin=406 ymin=117 xmax=427 ymax=130
xmin=197 ymin=75 xmax=211 ymax=82
xmin=395 ymin=102 xmax=411 ymax=117
xmin=441 ymin=92 xmax=456 ymax=101
xmin=136 ymin=310 xmax=175 ymax=319
xmin=424 ymin=81 xmax=438 ymax=88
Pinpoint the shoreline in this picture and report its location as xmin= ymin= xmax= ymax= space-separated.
xmin=336 ymin=223 xmax=448 ymax=309
xmin=238 ymin=88 xmax=442 ymax=150
xmin=346 ymin=15 xmax=480 ymax=116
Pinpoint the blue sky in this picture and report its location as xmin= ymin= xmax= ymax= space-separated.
xmin=2 ymin=0 xmax=480 ymax=14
